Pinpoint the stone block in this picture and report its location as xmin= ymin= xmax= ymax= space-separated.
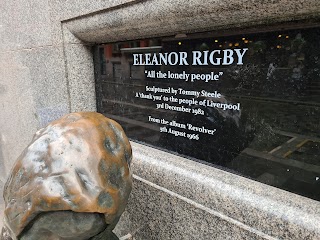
xmin=20 ymin=46 xmax=69 ymax=126
xmin=0 ymin=0 xmax=53 ymax=51
xmin=51 ymin=0 xmax=134 ymax=21
xmin=115 ymin=176 xmax=269 ymax=240
xmin=113 ymin=142 xmax=320 ymax=239
xmin=0 ymin=46 xmax=70 ymax=175
xmin=64 ymin=0 xmax=320 ymax=44
xmin=64 ymin=43 xmax=97 ymax=112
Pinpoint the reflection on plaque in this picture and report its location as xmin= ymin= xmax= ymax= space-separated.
xmin=113 ymin=63 xmax=122 ymax=80
xmin=130 ymin=65 xmax=144 ymax=80
xmin=95 ymin=28 xmax=320 ymax=201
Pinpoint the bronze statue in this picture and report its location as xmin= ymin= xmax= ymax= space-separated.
xmin=1 ymin=112 xmax=132 ymax=240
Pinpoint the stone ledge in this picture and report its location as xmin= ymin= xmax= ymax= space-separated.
xmin=129 ymin=141 xmax=320 ymax=239
xmin=63 ymin=0 xmax=320 ymax=44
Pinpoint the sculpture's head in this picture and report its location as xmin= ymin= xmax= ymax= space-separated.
xmin=1 ymin=112 xmax=132 ymax=240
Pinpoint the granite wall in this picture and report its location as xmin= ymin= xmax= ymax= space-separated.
xmin=1 ymin=0 xmax=320 ymax=239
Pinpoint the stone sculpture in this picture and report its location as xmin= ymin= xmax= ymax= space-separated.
xmin=1 ymin=112 xmax=132 ymax=240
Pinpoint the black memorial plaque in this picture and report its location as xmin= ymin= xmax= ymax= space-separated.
xmin=95 ymin=28 xmax=320 ymax=200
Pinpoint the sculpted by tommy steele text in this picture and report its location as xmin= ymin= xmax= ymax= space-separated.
xmin=1 ymin=112 xmax=132 ymax=240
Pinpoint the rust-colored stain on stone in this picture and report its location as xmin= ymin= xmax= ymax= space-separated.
xmin=2 ymin=112 xmax=132 ymax=238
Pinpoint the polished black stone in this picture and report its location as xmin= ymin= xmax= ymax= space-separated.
xmin=95 ymin=27 xmax=320 ymax=201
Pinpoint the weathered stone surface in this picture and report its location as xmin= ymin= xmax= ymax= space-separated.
xmin=64 ymin=0 xmax=320 ymax=44
xmin=1 ymin=112 xmax=132 ymax=239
